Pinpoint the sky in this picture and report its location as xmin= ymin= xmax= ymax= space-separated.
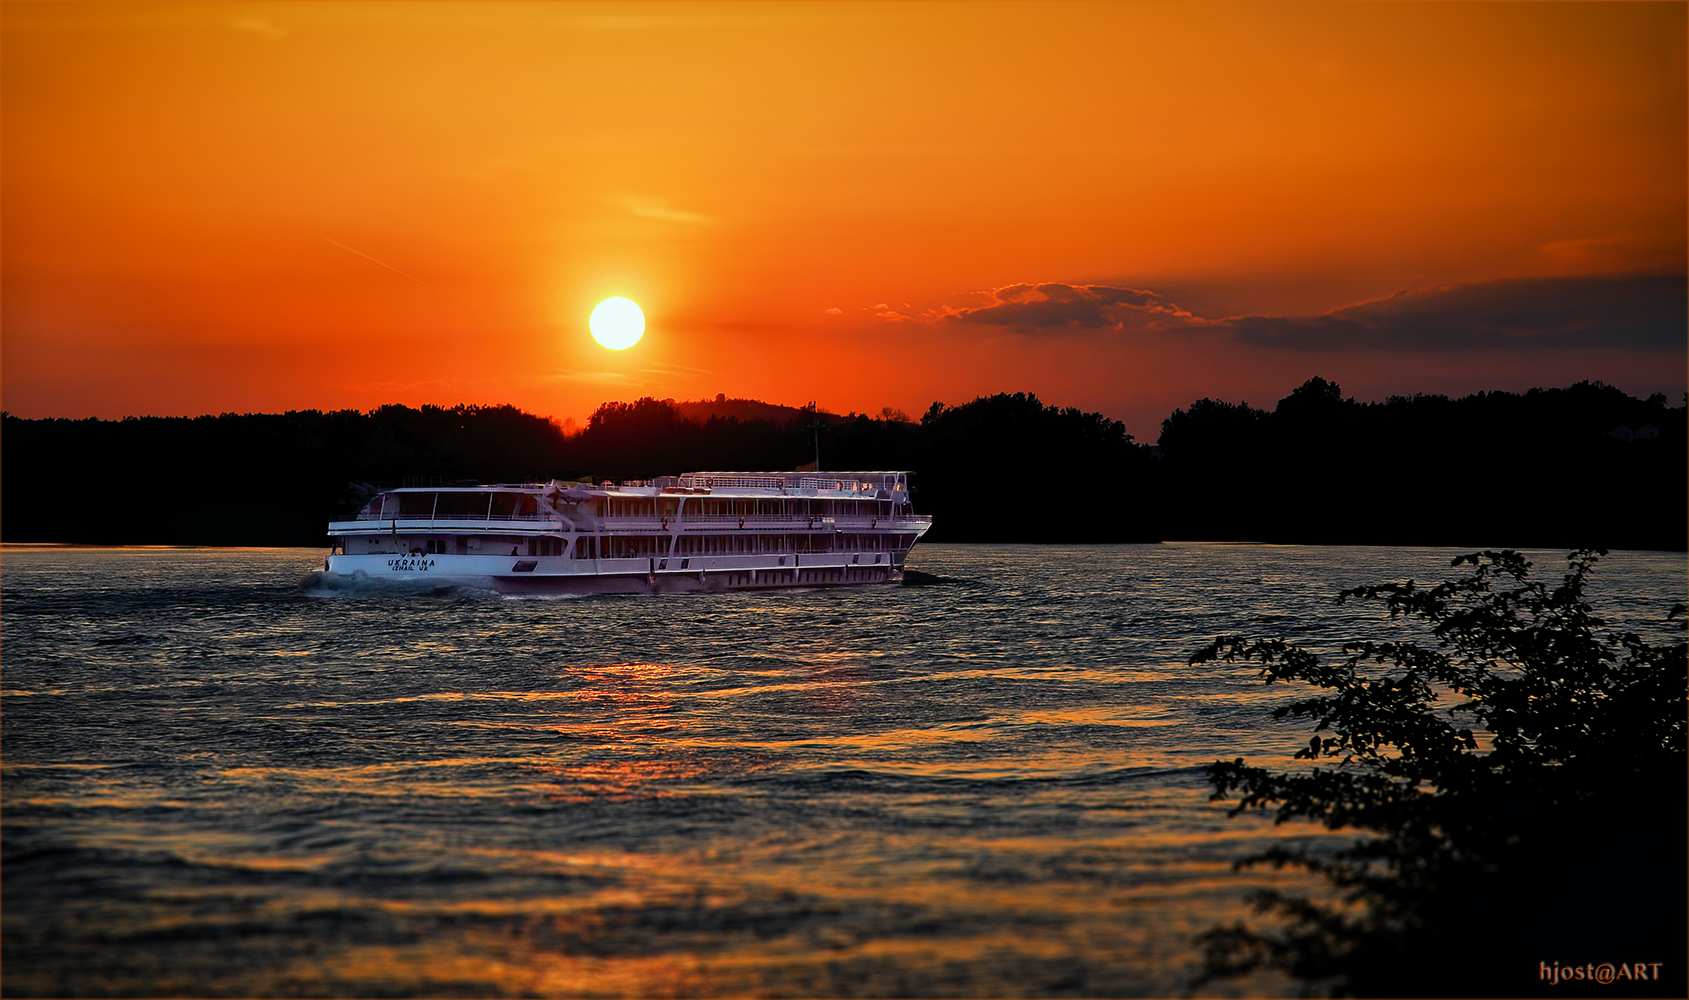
xmin=4 ymin=1 xmax=1685 ymax=441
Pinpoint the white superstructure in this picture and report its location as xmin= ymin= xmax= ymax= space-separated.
xmin=323 ymin=471 xmax=932 ymax=594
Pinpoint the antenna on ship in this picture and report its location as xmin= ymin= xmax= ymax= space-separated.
xmin=807 ymin=401 xmax=822 ymax=472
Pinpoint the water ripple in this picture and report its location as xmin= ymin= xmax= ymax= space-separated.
xmin=3 ymin=543 xmax=1681 ymax=997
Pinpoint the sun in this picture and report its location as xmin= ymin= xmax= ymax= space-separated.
xmin=589 ymin=297 xmax=645 ymax=350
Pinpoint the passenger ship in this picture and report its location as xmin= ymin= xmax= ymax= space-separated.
xmin=324 ymin=471 xmax=931 ymax=594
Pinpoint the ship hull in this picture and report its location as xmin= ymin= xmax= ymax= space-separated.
xmin=322 ymin=551 xmax=903 ymax=595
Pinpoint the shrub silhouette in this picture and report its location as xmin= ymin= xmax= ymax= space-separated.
xmin=1192 ymin=549 xmax=1686 ymax=997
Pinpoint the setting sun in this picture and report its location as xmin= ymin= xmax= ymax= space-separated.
xmin=589 ymin=297 xmax=646 ymax=351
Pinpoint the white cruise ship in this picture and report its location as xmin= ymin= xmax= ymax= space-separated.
xmin=323 ymin=471 xmax=932 ymax=594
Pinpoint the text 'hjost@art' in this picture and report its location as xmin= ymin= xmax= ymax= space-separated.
xmin=1540 ymin=962 xmax=1664 ymax=985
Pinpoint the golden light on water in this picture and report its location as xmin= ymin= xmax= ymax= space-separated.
xmin=253 ymin=808 xmax=1330 ymax=998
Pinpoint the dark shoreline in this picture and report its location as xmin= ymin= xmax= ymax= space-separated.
xmin=5 ymin=379 xmax=1683 ymax=551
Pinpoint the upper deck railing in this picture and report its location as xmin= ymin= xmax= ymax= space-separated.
xmin=673 ymin=471 xmax=908 ymax=494
xmin=349 ymin=488 xmax=559 ymax=522
xmin=348 ymin=511 xmax=560 ymax=523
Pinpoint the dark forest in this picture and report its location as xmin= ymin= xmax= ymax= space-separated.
xmin=3 ymin=379 xmax=1682 ymax=550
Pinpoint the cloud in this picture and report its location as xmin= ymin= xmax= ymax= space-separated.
xmin=639 ymin=363 xmax=716 ymax=377
xmin=229 ymin=18 xmax=290 ymax=41
xmin=343 ymin=378 xmax=513 ymax=396
xmin=866 ymin=302 xmax=914 ymax=322
xmin=1536 ymin=232 xmax=1684 ymax=274
xmin=940 ymin=282 xmax=1198 ymax=334
xmin=1220 ymin=275 xmax=1686 ymax=352
xmin=624 ymin=198 xmax=713 ymax=226
xmin=537 ymin=371 xmax=637 ymax=386
xmin=824 ymin=307 xmax=843 ymax=316
xmin=910 ymin=274 xmax=1685 ymax=357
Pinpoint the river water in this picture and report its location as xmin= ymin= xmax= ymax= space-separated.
xmin=3 ymin=543 xmax=1682 ymax=997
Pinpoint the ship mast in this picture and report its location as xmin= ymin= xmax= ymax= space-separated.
xmin=807 ymin=402 xmax=822 ymax=472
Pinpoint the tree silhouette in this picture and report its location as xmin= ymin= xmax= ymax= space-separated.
xmin=908 ymin=392 xmax=1157 ymax=541
xmin=1192 ymin=549 xmax=1687 ymax=997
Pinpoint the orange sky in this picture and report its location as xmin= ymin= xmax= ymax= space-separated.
xmin=4 ymin=1 xmax=1684 ymax=440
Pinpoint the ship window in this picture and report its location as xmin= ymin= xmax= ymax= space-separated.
xmin=610 ymin=499 xmax=656 ymax=519
xmin=398 ymin=493 xmax=437 ymax=517
xmin=605 ymin=535 xmax=659 ymax=559
xmin=437 ymin=492 xmax=486 ymax=518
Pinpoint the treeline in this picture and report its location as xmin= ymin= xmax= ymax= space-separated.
xmin=2 ymin=378 xmax=1682 ymax=548
xmin=1156 ymin=377 xmax=1684 ymax=549
xmin=0 ymin=404 xmax=572 ymax=546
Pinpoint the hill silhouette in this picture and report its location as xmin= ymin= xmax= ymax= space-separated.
xmin=669 ymin=393 xmax=832 ymax=426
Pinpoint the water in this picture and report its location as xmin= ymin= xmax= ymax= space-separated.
xmin=3 ymin=543 xmax=1682 ymax=997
